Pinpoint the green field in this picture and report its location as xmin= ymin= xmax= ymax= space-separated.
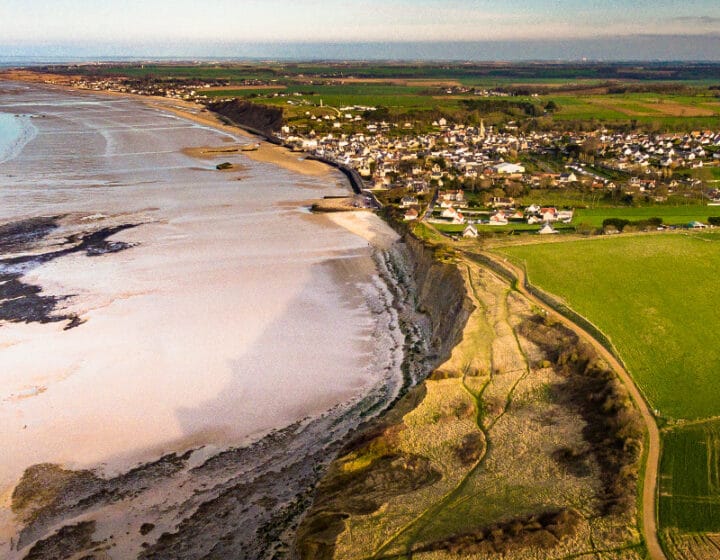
xmin=660 ymin=422 xmax=720 ymax=533
xmin=206 ymin=83 xmax=458 ymax=113
xmin=574 ymin=205 xmax=720 ymax=228
xmin=499 ymin=232 xmax=720 ymax=420
xmin=546 ymin=92 xmax=720 ymax=129
xmin=431 ymin=206 xmax=720 ymax=236
xmin=65 ymin=62 xmax=720 ymax=130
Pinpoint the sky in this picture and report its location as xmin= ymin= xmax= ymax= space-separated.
xmin=1 ymin=0 xmax=720 ymax=60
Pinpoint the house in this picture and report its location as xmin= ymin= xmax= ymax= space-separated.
xmin=441 ymin=207 xmax=459 ymax=219
xmin=540 ymin=207 xmax=558 ymax=222
xmin=462 ymin=224 xmax=479 ymax=238
xmin=538 ymin=223 xmax=558 ymax=235
xmin=439 ymin=189 xmax=465 ymax=203
xmin=489 ymin=211 xmax=508 ymax=226
xmin=400 ymin=196 xmax=419 ymax=208
xmin=557 ymin=209 xmax=574 ymax=223
xmin=559 ymin=172 xmax=577 ymax=183
xmin=494 ymin=162 xmax=526 ymax=174
xmin=491 ymin=196 xmax=515 ymax=208
xmin=404 ymin=208 xmax=419 ymax=221
xmin=441 ymin=207 xmax=465 ymax=224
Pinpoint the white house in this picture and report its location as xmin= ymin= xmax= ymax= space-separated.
xmin=559 ymin=172 xmax=577 ymax=183
xmin=541 ymin=207 xmax=558 ymax=222
xmin=557 ymin=210 xmax=574 ymax=223
xmin=494 ymin=162 xmax=526 ymax=174
xmin=489 ymin=211 xmax=508 ymax=226
xmin=404 ymin=208 xmax=419 ymax=221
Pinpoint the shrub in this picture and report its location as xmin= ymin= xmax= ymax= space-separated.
xmin=602 ymin=218 xmax=630 ymax=231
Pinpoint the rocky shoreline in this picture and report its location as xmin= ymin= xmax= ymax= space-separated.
xmin=7 ymin=234 xmax=455 ymax=559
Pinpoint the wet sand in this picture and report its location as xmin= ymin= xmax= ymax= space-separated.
xmin=0 ymin=81 xmax=404 ymax=558
xmin=182 ymin=142 xmax=330 ymax=176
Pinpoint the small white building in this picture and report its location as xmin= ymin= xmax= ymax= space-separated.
xmin=489 ymin=211 xmax=508 ymax=226
xmin=462 ymin=224 xmax=479 ymax=238
xmin=404 ymin=208 xmax=419 ymax=221
xmin=493 ymin=162 xmax=526 ymax=174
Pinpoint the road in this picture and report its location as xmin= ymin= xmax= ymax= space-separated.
xmin=479 ymin=252 xmax=666 ymax=560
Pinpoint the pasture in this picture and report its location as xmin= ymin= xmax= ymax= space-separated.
xmin=498 ymin=232 xmax=720 ymax=421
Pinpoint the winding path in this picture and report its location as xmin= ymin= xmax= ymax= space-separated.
xmin=478 ymin=251 xmax=666 ymax=560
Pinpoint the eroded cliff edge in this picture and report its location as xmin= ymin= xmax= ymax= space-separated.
xmin=296 ymin=228 xmax=646 ymax=560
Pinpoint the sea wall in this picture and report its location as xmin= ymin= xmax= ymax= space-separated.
xmin=305 ymin=155 xmax=365 ymax=195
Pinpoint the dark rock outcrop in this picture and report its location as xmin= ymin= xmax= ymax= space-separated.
xmin=208 ymin=99 xmax=283 ymax=138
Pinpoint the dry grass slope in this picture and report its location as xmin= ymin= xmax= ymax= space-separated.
xmin=297 ymin=249 xmax=645 ymax=560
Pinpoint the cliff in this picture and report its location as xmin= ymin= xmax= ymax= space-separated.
xmin=295 ymin=231 xmax=474 ymax=559
xmin=400 ymin=234 xmax=472 ymax=363
xmin=207 ymin=99 xmax=283 ymax=138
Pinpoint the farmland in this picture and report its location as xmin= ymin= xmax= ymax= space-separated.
xmin=34 ymin=61 xmax=720 ymax=132
xmin=660 ymin=422 xmax=720 ymax=533
xmin=205 ymin=84 xmax=720 ymax=129
xmin=546 ymin=92 xmax=720 ymax=129
xmin=496 ymin=231 xmax=720 ymax=559
xmin=660 ymin=421 xmax=720 ymax=560
xmin=498 ymin=232 xmax=720 ymax=421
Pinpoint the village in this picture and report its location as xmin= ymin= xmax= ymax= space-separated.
xmin=275 ymin=113 xmax=720 ymax=234
xmin=45 ymin=72 xmax=720 ymax=235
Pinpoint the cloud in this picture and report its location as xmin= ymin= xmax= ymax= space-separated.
xmin=670 ymin=15 xmax=720 ymax=24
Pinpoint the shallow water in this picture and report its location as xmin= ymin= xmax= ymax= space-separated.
xmin=0 ymin=112 xmax=36 ymax=164
xmin=0 ymin=83 xmax=402 ymax=501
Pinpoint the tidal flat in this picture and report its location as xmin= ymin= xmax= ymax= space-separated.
xmin=0 ymin=82 xmax=410 ymax=558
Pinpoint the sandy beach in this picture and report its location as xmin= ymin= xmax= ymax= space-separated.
xmin=182 ymin=142 xmax=331 ymax=176
xmin=0 ymin=80 xmax=402 ymax=558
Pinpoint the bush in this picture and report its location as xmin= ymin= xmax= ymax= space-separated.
xmin=709 ymin=216 xmax=720 ymax=226
xmin=602 ymin=216 xmax=663 ymax=233
xmin=602 ymin=218 xmax=630 ymax=231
